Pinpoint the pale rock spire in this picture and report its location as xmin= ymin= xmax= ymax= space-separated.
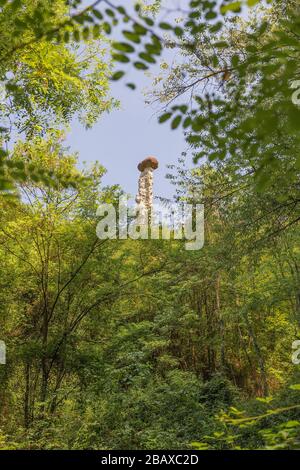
xmin=136 ymin=156 xmax=159 ymax=210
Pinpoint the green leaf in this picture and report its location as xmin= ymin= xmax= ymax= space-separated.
xmin=117 ymin=6 xmax=127 ymax=15
xmin=139 ymin=52 xmax=156 ymax=64
xmin=73 ymin=30 xmax=80 ymax=42
xmin=126 ymin=83 xmax=136 ymax=90
xmin=191 ymin=442 xmax=210 ymax=450
xmin=112 ymin=54 xmax=130 ymax=63
xmin=105 ymin=8 xmax=115 ymax=18
xmin=145 ymin=43 xmax=161 ymax=56
xmin=112 ymin=42 xmax=135 ymax=53
xmin=284 ymin=421 xmax=300 ymax=428
xmin=0 ymin=178 xmax=15 ymax=191
xmin=189 ymin=11 xmax=200 ymax=19
xmin=289 ymin=384 xmax=300 ymax=391
xmin=93 ymin=24 xmax=101 ymax=38
xmin=190 ymin=0 xmax=201 ymax=6
xmin=206 ymin=12 xmax=218 ymax=20
xmin=82 ymin=27 xmax=90 ymax=40
xmin=214 ymin=41 xmax=228 ymax=49
xmin=63 ymin=31 xmax=70 ymax=43
xmin=247 ymin=0 xmax=260 ymax=6
xmin=210 ymin=21 xmax=223 ymax=33
xmin=133 ymin=61 xmax=148 ymax=70
xmin=174 ymin=27 xmax=184 ymax=37
xmin=133 ymin=23 xmax=147 ymax=35
xmin=103 ymin=22 xmax=111 ymax=34
xmin=221 ymin=2 xmax=242 ymax=14
xmin=159 ymin=22 xmax=173 ymax=30
xmin=123 ymin=31 xmax=141 ymax=43
xmin=178 ymin=105 xmax=188 ymax=113
xmin=92 ymin=9 xmax=103 ymax=20
xmin=111 ymin=71 xmax=125 ymax=81
xmin=142 ymin=17 xmax=154 ymax=26
xmin=159 ymin=113 xmax=172 ymax=123
xmin=183 ymin=117 xmax=192 ymax=129
xmin=74 ymin=15 xmax=85 ymax=25
xmin=151 ymin=35 xmax=162 ymax=51
xmin=187 ymin=134 xmax=202 ymax=144
xmin=171 ymin=115 xmax=182 ymax=129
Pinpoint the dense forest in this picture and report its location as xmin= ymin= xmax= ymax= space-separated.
xmin=0 ymin=0 xmax=300 ymax=450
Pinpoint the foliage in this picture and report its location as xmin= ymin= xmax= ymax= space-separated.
xmin=192 ymin=383 xmax=300 ymax=449
xmin=0 ymin=0 xmax=299 ymax=452
xmin=0 ymin=0 xmax=115 ymax=192
xmin=0 ymin=147 xmax=299 ymax=449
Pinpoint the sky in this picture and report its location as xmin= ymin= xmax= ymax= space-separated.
xmin=66 ymin=75 xmax=187 ymax=201
xmin=66 ymin=1 xmax=189 ymax=201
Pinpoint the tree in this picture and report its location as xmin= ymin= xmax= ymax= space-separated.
xmin=0 ymin=0 xmax=300 ymax=451
xmin=0 ymin=0 xmax=115 ymax=192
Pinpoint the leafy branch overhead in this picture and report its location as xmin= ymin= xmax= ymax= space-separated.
xmin=2 ymin=0 xmax=298 ymax=193
xmin=90 ymin=0 xmax=299 ymax=190
xmin=0 ymin=0 xmax=300 ymax=452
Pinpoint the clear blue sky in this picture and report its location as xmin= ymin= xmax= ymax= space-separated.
xmin=66 ymin=1 xmax=188 ymax=201
xmin=66 ymin=78 xmax=187 ymax=200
